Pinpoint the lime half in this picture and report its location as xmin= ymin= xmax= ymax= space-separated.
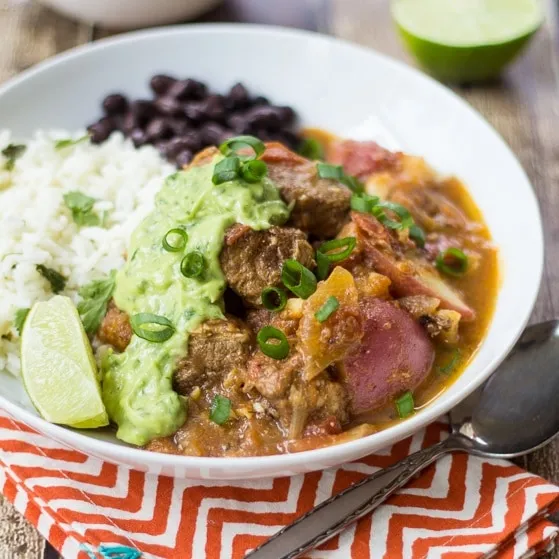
xmin=21 ymin=295 xmax=108 ymax=429
xmin=392 ymin=0 xmax=543 ymax=82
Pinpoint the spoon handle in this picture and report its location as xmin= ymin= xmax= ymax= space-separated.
xmin=246 ymin=437 xmax=462 ymax=559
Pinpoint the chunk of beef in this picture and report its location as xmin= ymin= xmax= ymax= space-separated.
xmin=173 ymin=317 xmax=252 ymax=395
xmin=341 ymin=298 xmax=435 ymax=414
xmin=261 ymin=142 xmax=351 ymax=237
xmin=97 ymin=300 xmax=132 ymax=352
xmin=220 ymin=224 xmax=314 ymax=307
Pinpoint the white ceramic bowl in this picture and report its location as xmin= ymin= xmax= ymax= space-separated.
xmin=0 ymin=25 xmax=543 ymax=480
xmin=38 ymin=0 xmax=222 ymax=29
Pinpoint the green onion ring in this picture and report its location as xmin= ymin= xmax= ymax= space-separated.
xmin=281 ymin=259 xmax=317 ymax=299
xmin=261 ymin=287 xmax=288 ymax=312
xmin=436 ymin=247 xmax=468 ymax=277
xmin=212 ymin=156 xmax=241 ymax=185
xmin=209 ymin=394 xmax=232 ymax=425
xmin=181 ymin=251 xmax=206 ymax=279
xmin=298 ymin=138 xmax=324 ymax=160
xmin=316 ymin=162 xmax=344 ymax=181
xmin=395 ymin=390 xmax=415 ymax=418
xmin=130 ymin=313 xmax=175 ymax=343
xmin=219 ymin=135 xmax=265 ymax=160
xmin=257 ymin=326 xmax=290 ymax=360
xmin=315 ymin=296 xmax=340 ymax=323
xmin=373 ymin=201 xmax=414 ymax=230
xmin=409 ymin=223 xmax=426 ymax=248
xmin=162 ymin=228 xmax=188 ymax=252
xmin=241 ymin=159 xmax=268 ymax=183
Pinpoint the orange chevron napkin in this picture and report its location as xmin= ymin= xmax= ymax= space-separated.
xmin=0 ymin=409 xmax=558 ymax=559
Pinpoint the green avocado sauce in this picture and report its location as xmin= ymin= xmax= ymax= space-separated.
xmin=101 ymin=154 xmax=290 ymax=446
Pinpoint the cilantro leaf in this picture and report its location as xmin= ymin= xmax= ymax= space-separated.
xmin=2 ymin=143 xmax=26 ymax=171
xmin=14 ymin=308 xmax=30 ymax=335
xmin=63 ymin=191 xmax=101 ymax=227
xmin=36 ymin=265 xmax=66 ymax=293
xmin=55 ymin=134 xmax=90 ymax=150
xmin=77 ymin=270 xmax=117 ymax=334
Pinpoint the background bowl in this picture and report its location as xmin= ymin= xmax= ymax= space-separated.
xmin=0 ymin=25 xmax=543 ymax=479
xmin=37 ymin=0 xmax=222 ymax=29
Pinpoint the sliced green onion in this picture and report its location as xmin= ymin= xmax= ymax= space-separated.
xmin=241 ymin=159 xmax=268 ymax=183
xmin=257 ymin=326 xmax=290 ymax=360
xmin=130 ymin=313 xmax=175 ymax=343
xmin=210 ymin=394 xmax=232 ymax=425
xmin=281 ymin=259 xmax=317 ymax=299
xmin=219 ymin=135 xmax=265 ymax=160
xmin=373 ymin=201 xmax=414 ymax=230
xmin=315 ymin=296 xmax=340 ymax=323
xmin=439 ymin=349 xmax=462 ymax=375
xmin=316 ymin=162 xmax=344 ymax=181
xmin=261 ymin=287 xmax=287 ymax=312
xmin=340 ymin=175 xmax=365 ymax=194
xmin=395 ymin=390 xmax=415 ymax=418
xmin=181 ymin=251 xmax=205 ymax=279
xmin=350 ymin=193 xmax=379 ymax=213
xmin=315 ymin=237 xmax=356 ymax=280
xmin=162 ymin=228 xmax=188 ymax=252
xmin=409 ymin=224 xmax=426 ymax=248
xmin=436 ymin=248 xmax=468 ymax=277
xmin=212 ymin=156 xmax=241 ymax=185
xmin=298 ymin=138 xmax=324 ymax=160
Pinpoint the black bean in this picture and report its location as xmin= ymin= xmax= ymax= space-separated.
xmin=88 ymin=117 xmax=115 ymax=144
xmin=199 ymin=94 xmax=225 ymax=121
xmin=154 ymin=140 xmax=170 ymax=156
xmin=130 ymin=128 xmax=148 ymax=147
xmin=277 ymin=130 xmax=300 ymax=150
xmin=165 ymin=137 xmax=200 ymax=158
xmin=150 ymin=74 xmax=177 ymax=96
xmin=122 ymin=112 xmax=138 ymax=134
xmin=153 ymin=96 xmax=182 ymax=116
xmin=180 ymin=132 xmax=202 ymax=152
xmin=168 ymin=78 xmax=207 ymax=101
xmin=176 ymin=150 xmax=194 ymax=167
xmin=226 ymin=83 xmax=250 ymax=110
xmin=166 ymin=118 xmax=190 ymax=136
xmin=277 ymin=106 xmax=296 ymax=125
xmin=199 ymin=123 xmax=228 ymax=146
xmin=226 ymin=114 xmax=251 ymax=134
xmin=145 ymin=118 xmax=172 ymax=141
xmin=130 ymin=100 xmax=154 ymax=120
xmin=245 ymin=106 xmax=282 ymax=130
xmin=183 ymin=102 xmax=207 ymax=123
xmin=102 ymin=94 xmax=128 ymax=115
xmin=252 ymin=95 xmax=270 ymax=106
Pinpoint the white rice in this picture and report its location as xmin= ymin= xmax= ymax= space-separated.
xmin=0 ymin=130 xmax=175 ymax=376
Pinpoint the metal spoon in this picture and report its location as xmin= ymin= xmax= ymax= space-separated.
xmin=247 ymin=320 xmax=559 ymax=559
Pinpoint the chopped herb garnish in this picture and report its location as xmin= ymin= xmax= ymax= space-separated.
xmin=2 ymin=143 xmax=26 ymax=171
xmin=315 ymin=296 xmax=340 ymax=323
xmin=63 ymin=191 xmax=101 ymax=227
xmin=316 ymin=162 xmax=364 ymax=193
xmin=257 ymin=326 xmax=290 ymax=360
xmin=13 ymin=308 xmax=30 ymax=335
xmin=77 ymin=270 xmax=117 ymax=334
xmin=281 ymin=259 xmax=317 ymax=299
xmin=439 ymin=349 xmax=462 ymax=375
xmin=36 ymin=264 xmax=66 ymax=293
xmin=54 ymin=133 xmax=90 ymax=150
xmin=436 ymin=248 xmax=468 ymax=277
xmin=261 ymin=286 xmax=288 ymax=312
xmin=130 ymin=313 xmax=175 ymax=343
xmin=409 ymin=224 xmax=426 ymax=248
xmin=210 ymin=394 xmax=232 ymax=425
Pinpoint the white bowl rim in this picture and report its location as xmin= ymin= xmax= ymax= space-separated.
xmin=0 ymin=23 xmax=543 ymax=474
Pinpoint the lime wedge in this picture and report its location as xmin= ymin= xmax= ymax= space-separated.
xmin=21 ymin=295 xmax=109 ymax=429
xmin=392 ymin=0 xmax=543 ymax=82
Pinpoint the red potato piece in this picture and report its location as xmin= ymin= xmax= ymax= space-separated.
xmin=341 ymin=297 xmax=435 ymax=414
xmin=352 ymin=212 xmax=475 ymax=321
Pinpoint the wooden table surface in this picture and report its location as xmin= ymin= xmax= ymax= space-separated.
xmin=1 ymin=0 xmax=558 ymax=557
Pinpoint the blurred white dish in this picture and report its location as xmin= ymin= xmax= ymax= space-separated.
xmin=38 ymin=0 xmax=221 ymax=29
xmin=0 ymin=25 xmax=543 ymax=479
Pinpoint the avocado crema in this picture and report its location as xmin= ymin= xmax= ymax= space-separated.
xmin=101 ymin=154 xmax=290 ymax=446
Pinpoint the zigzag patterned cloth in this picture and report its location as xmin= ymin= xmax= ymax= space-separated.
xmin=0 ymin=409 xmax=558 ymax=559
